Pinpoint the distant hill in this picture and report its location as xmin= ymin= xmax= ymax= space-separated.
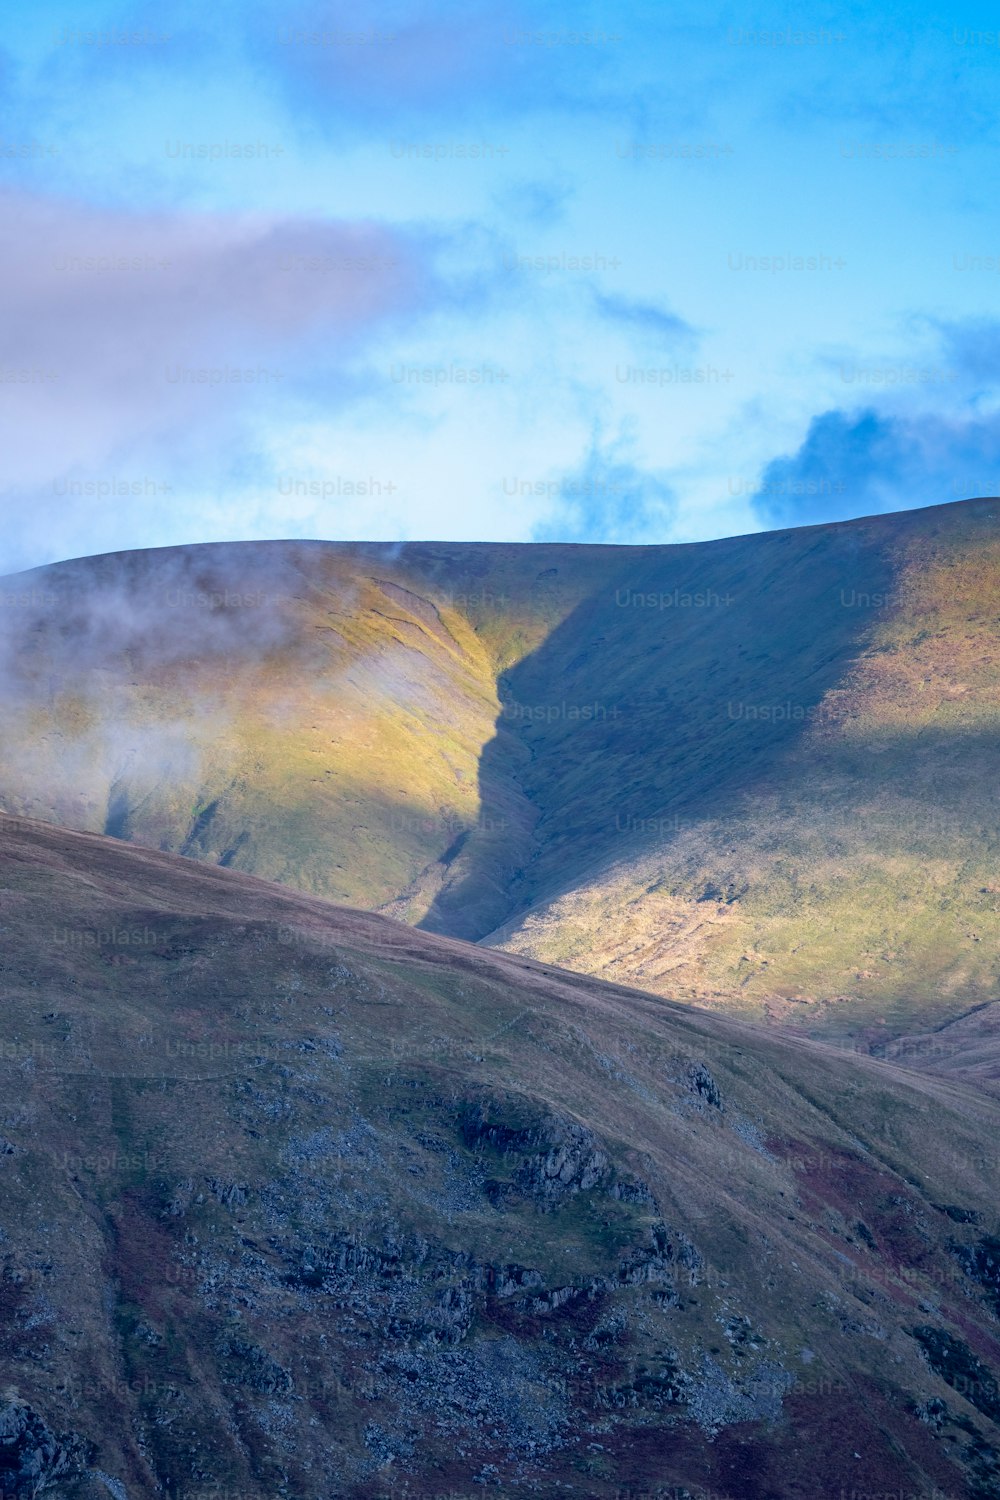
xmin=1 ymin=816 xmax=999 ymax=1497
xmin=2 ymin=495 xmax=1000 ymax=1044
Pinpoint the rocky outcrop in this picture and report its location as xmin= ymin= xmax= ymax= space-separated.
xmin=456 ymin=1090 xmax=658 ymax=1210
xmin=911 ymin=1325 xmax=1000 ymax=1426
xmin=950 ymin=1234 xmax=1000 ymax=1317
xmin=0 ymin=1395 xmax=94 ymax=1498
xmin=4 ymin=816 xmax=1000 ymax=1497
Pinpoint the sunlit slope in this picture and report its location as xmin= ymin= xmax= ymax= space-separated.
xmin=2 ymin=818 xmax=1000 ymax=1498
xmin=2 ymin=497 xmax=1000 ymax=1041
xmin=0 ymin=539 xmax=609 ymax=925
xmin=479 ymin=497 xmax=1000 ymax=1041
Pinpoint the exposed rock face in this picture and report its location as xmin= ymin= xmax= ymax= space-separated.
xmin=950 ymin=1234 xmax=1000 ymax=1317
xmin=1 ymin=819 xmax=1000 ymax=1497
xmin=458 ymin=1092 xmax=615 ymax=1205
xmin=0 ymin=1397 xmax=93 ymax=1498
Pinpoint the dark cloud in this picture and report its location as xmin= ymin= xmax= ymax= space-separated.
xmin=754 ymin=407 xmax=1000 ymax=528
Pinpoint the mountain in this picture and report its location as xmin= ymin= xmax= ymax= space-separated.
xmin=2 ymin=495 xmax=1000 ymax=1045
xmin=2 ymin=816 xmax=1000 ymax=1498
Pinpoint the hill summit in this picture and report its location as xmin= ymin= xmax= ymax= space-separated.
xmin=2 ymin=495 xmax=999 ymax=1044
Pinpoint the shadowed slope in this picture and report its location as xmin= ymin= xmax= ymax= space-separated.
xmin=0 ymin=538 xmax=622 ymax=925
xmin=421 ymin=501 xmax=898 ymax=938
xmin=1 ymin=818 xmax=1000 ymax=1496
xmin=465 ymin=498 xmax=1000 ymax=1042
xmin=2 ymin=497 xmax=1000 ymax=1042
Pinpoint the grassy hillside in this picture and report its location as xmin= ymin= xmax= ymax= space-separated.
xmin=2 ymin=817 xmax=1000 ymax=1497
xmin=0 ymin=541 xmax=516 ymax=915
xmin=2 ymin=497 xmax=1000 ymax=1042
xmin=478 ymin=498 xmax=1000 ymax=1043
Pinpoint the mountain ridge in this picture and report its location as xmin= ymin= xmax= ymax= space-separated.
xmin=2 ymin=494 xmax=999 ymax=1046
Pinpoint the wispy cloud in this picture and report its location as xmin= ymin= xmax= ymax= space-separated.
xmin=591 ymin=289 xmax=694 ymax=347
xmin=0 ymin=0 xmax=997 ymax=558
xmin=531 ymin=425 xmax=676 ymax=542
xmin=252 ymin=0 xmax=632 ymax=131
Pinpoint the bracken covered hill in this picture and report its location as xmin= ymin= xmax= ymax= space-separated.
xmin=2 ymin=494 xmax=1000 ymax=1043
xmin=1 ymin=819 xmax=1000 ymax=1497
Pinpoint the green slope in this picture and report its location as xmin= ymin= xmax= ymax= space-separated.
xmin=474 ymin=497 xmax=1000 ymax=1043
xmin=2 ymin=818 xmax=1000 ymax=1497
xmin=2 ymin=496 xmax=1000 ymax=1043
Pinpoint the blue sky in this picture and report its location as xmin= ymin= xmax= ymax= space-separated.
xmin=1 ymin=0 xmax=999 ymax=570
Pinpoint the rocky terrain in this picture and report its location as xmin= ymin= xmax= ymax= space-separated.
xmin=2 ymin=496 xmax=1000 ymax=1048
xmin=1 ymin=817 xmax=1000 ymax=1497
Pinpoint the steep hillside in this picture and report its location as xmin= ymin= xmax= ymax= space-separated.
xmin=476 ymin=496 xmax=1000 ymax=1044
xmin=2 ymin=818 xmax=1000 ymax=1498
xmin=877 ymin=1001 xmax=1000 ymax=1083
xmin=0 ymin=538 xmax=621 ymax=939
xmin=2 ymin=496 xmax=1000 ymax=1041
